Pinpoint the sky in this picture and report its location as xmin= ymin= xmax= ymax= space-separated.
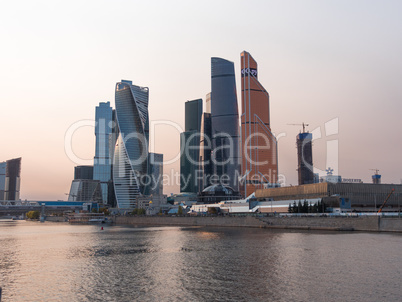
xmin=1 ymin=0 xmax=402 ymax=200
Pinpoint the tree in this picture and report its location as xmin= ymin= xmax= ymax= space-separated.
xmin=293 ymin=201 xmax=297 ymax=213
xmin=26 ymin=211 xmax=40 ymax=220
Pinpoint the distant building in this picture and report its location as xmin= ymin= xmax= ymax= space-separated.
xmin=93 ymin=101 xmax=115 ymax=204
xmin=297 ymin=132 xmax=314 ymax=185
xmin=255 ymin=182 xmax=402 ymax=212
xmin=211 ymin=57 xmax=240 ymax=191
xmin=113 ymin=80 xmax=150 ymax=208
xmin=0 ymin=161 xmax=6 ymax=200
xmin=240 ymin=51 xmax=278 ymax=197
xmin=74 ymin=165 xmax=93 ymax=180
xmin=372 ymin=173 xmax=381 ymax=184
xmin=205 ymin=92 xmax=211 ymax=113
xmin=68 ymin=179 xmax=102 ymax=202
xmin=198 ymin=112 xmax=212 ymax=190
xmin=180 ymin=99 xmax=203 ymax=193
xmin=0 ymin=158 xmax=21 ymax=201
xmin=148 ymin=153 xmax=163 ymax=196
xmin=198 ymin=184 xmax=241 ymax=204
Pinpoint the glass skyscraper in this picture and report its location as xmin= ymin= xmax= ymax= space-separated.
xmin=113 ymin=80 xmax=149 ymax=208
xmin=0 ymin=158 xmax=21 ymax=201
xmin=211 ymin=57 xmax=240 ymax=191
xmin=180 ymin=99 xmax=203 ymax=193
xmin=93 ymin=101 xmax=113 ymax=204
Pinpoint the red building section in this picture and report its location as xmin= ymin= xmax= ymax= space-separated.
xmin=240 ymin=51 xmax=278 ymax=197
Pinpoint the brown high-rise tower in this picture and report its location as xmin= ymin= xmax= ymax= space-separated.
xmin=240 ymin=51 xmax=278 ymax=197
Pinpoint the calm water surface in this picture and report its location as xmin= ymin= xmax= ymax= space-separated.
xmin=0 ymin=220 xmax=401 ymax=301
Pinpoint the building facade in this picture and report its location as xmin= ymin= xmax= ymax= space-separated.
xmin=149 ymin=152 xmax=163 ymax=196
xmin=297 ymin=132 xmax=314 ymax=185
xmin=240 ymin=51 xmax=278 ymax=197
xmin=74 ymin=165 xmax=93 ymax=180
xmin=211 ymin=57 xmax=240 ymax=191
xmin=68 ymin=179 xmax=102 ymax=202
xmin=113 ymin=80 xmax=150 ymax=208
xmin=0 ymin=161 xmax=6 ymax=200
xmin=198 ymin=112 xmax=212 ymax=191
xmin=0 ymin=158 xmax=22 ymax=201
xmin=93 ymin=101 xmax=115 ymax=204
xmin=180 ymin=99 xmax=203 ymax=193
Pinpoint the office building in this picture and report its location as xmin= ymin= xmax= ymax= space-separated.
xmin=180 ymin=99 xmax=203 ymax=193
xmin=0 ymin=158 xmax=22 ymax=201
xmin=198 ymin=112 xmax=212 ymax=190
xmin=210 ymin=57 xmax=240 ymax=191
xmin=93 ymin=101 xmax=115 ymax=204
xmin=149 ymin=153 xmax=163 ymax=196
xmin=205 ymin=92 xmax=211 ymax=114
xmin=113 ymin=80 xmax=150 ymax=208
xmin=68 ymin=179 xmax=102 ymax=202
xmin=240 ymin=51 xmax=278 ymax=197
xmin=74 ymin=165 xmax=93 ymax=180
xmin=0 ymin=161 xmax=6 ymax=200
xmin=297 ymin=132 xmax=314 ymax=185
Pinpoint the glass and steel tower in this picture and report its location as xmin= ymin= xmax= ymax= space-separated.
xmin=113 ymin=80 xmax=149 ymax=208
xmin=240 ymin=51 xmax=278 ymax=197
xmin=0 ymin=158 xmax=22 ymax=201
xmin=180 ymin=99 xmax=203 ymax=193
xmin=297 ymin=132 xmax=314 ymax=185
xmin=211 ymin=57 xmax=240 ymax=191
xmin=93 ymin=101 xmax=113 ymax=203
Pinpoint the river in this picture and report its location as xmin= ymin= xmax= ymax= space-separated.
xmin=0 ymin=220 xmax=401 ymax=301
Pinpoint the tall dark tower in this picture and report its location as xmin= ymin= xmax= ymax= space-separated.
xmin=180 ymin=99 xmax=203 ymax=193
xmin=297 ymin=133 xmax=314 ymax=185
xmin=211 ymin=57 xmax=240 ymax=191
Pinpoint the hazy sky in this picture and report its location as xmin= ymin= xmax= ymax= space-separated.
xmin=1 ymin=0 xmax=402 ymax=200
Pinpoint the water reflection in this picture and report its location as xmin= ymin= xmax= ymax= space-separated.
xmin=1 ymin=222 xmax=402 ymax=301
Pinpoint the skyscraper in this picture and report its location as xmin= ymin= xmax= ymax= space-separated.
xmin=180 ymin=99 xmax=203 ymax=193
xmin=297 ymin=132 xmax=314 ymax=185
xmin=113 ymin=80 xmax=150 ymax=208
xmin=240 ymin=51 xmax=278 ymax=197
xmin=0 ymin=158 xmax=22 ymax=201
xmin=211 ymin=57 xmax=240 ymax=191
xmin=198 ymin=112 xmax=212 ymax=190
xmin=0 ymin=161 xmax=7 ymax=200
xmin=149 ymin=153 xmax=163 ymax=196
xmin=74 ymin=165 xmax=93 ymax=180
xmin=93 ymin=101 xmax=114 ymax=204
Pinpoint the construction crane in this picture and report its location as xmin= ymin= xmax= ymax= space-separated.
xmin=288 ymin=122 xmax=309 ymax=133
xmin=378 ymin=189 xmax=395 ymax=213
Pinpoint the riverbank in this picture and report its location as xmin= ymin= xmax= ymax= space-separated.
xmin=113 ymin=215 xmax=402 ymax=232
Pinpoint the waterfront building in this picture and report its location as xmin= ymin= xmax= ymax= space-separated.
xmin=197 ymin=184 xmax=241 ymax=204
xmin=297 ymin=132 xmax=314 ymax=185
xmin=180 ymin=99 xmax=203 ymax=193
xmin=93 ymin=101 xmax=115 ymax=204
xmin=74 ymin=165 xmax=93 ymax=180
xmin=240 ymin=51 xmax=278 ymax=197
xmin=211 ymin=57 xmax=240 ymax=191
xmin=148 ymin=153 xmax=164 ymax=196
xmin=0 ymin=158 xmax=22 ymax=201
xmin=113 ymin=80 xmax=150 ymax=208
xmin=255 ymin=182 xmax=402 ymax=212
xmin=67 ymin=179 xmax=102 ymax=202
